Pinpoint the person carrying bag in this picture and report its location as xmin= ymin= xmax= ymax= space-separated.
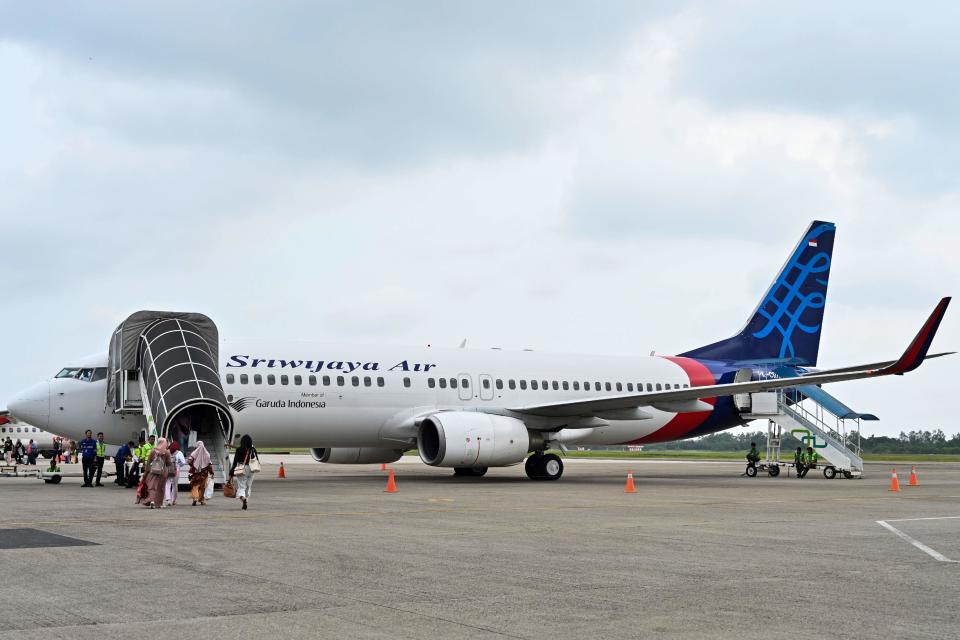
xmin=229 ymin=434 xmax=259 ymax=511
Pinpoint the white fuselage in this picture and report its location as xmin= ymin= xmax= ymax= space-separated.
xmin=33 ymin=339 xmax=722 ymax=449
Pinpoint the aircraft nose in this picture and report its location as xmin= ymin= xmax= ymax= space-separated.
xmin=7 ymin=381 xmax=50 ymax=430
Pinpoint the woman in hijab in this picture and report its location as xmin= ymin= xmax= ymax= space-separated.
xmin=143 ymin=437 xmax=171 ymax=509
xmin=229 ymin=434 xmax=259 ymax=511
xmin=188 ymin=441 xmax=213 ymax=506
xmin=164 ymin=441 xmax=187 ymax=506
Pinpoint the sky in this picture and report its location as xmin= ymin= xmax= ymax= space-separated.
xmin=1 ymin=1 xmax=957 ymax=437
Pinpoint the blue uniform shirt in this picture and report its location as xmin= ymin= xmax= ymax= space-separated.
xmin=114 ymin=444 xmax=130 ymax=464
xmin=79 ymin=437 xmax=97 ymax=459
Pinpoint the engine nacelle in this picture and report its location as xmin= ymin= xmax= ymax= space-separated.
xmin=418 ymin=412 xmax=530 ymax=468
xmin=310 ymin=447 xmax=404 ymax=464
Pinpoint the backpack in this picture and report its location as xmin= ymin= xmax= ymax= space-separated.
xmin=149 ymin=454 xmax=166 ymax=475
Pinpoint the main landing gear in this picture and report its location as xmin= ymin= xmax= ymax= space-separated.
xmin=453 ymin=466 xmax=488 ymax=477
xmin=525 ymin=453 xmax=563 ymax=481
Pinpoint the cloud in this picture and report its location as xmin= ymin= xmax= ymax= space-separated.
xmin=1 ymin=3 xmax=957 ymax=436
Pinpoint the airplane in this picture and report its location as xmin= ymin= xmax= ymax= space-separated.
xmin=0 ymin=410 xmax=62 ymax=459
xmin=5 ymin=220 xmax=952 ymax=481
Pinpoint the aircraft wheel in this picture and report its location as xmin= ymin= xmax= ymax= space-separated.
xmin=823 ymin=466 xmax=837 ymax=479
xmin=525 ymin=454 xmax=543 ymax=480
xmin=745 ymin=465 xmax=758 ymax=477
xmin=454 ymin=466 xmax=488 ymax=477
xmin=768 ymin=465 xmax=780 ymax=477
xmin=540 ymin=454 xmax=563 ymax=481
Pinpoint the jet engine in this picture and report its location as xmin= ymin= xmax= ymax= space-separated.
xmin=417 ymin=412 xmax=530 ymax=468
xmin=310 ymin=447 xmax=404 ymax=464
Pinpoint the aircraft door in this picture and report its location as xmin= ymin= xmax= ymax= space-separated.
xmin=478 ymin=374 xmax=494 ymax=401
xmin=458 ymin=374 xmax=472 ymax=401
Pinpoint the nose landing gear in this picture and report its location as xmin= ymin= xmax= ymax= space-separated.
xmin=525 ymin=453 xmax=563 ymax=481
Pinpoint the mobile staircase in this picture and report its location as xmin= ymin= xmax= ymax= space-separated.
xmin=740 ymin=367 xmax=875 ymax=479
xmin=106 ymin=311 xmax=234 ymax=485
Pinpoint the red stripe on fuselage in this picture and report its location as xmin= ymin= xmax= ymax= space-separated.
xmin=628 ymin=356 xmax=716 ymax=445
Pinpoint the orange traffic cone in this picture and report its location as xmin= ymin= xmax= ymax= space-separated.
xmin=909 ymin=466 xmax=919 ymax=486
xmin=278 ymin=461 xmax=286 ymax=478
xmin=380 ymin=462 xmax=387 ymax=472
xmin=384 ymin=468 xmax=398 ymax=493
xmin=889 ymin=468 xmax=901 ymax=492
xmin=624 ymin=470 xmax=636 ymax=493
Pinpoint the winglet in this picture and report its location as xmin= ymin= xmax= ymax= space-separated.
xmin=884 ymin=297 xmax=952 ymax=374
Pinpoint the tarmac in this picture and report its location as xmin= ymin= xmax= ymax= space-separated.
xmin=0 ymin=456 xmax=958 ymax=639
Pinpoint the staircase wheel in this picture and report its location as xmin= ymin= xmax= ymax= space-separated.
xmin=768 ymin=465 xmax=780 ymax=477
xmin=745 ymin=465 xmax=758 ymax=477
xmin=842 ymin=470 xmax=853 ymax=479
xmin=823 ymin=466 xmax=837 ymax=479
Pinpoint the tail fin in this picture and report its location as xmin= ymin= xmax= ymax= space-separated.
xmin=681 ymin=220 xmax=836 ymax=366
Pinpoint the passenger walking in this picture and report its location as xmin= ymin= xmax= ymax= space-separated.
xmin=114 ymin=441 xmax=133 ymax=486
xmin=164 ymin=442 xmax=186 ymax=506
xmin=94 ymin=432 xmax=107 ymax=486
xmin=79 ymin=430 xmax=97 ymax=487
xmin=143 ymin=437 xmax=171 ymax=509
xmin=52 ymin=437 xmax=62 ymax=463
xmin=229 ymin=434 xmax=260 ymax=511
xmin=188 ymin=441 xmax=214 ymax=506
xmin=26 ymin=439 xmax=38 ymax=465
xmin=3 ymin=437 xmax=13 ymax=464
xmin=14 ymin=439 xmax=25 ymax=464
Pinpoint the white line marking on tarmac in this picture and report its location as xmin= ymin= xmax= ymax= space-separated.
xmin=876 ymin=520 xmax=958 ymax=563
xmin=884 ymin=515 xmax=960 ymax=523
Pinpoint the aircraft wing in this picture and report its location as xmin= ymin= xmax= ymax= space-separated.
xmin=512 ymin=297 xmax=951 ymax=419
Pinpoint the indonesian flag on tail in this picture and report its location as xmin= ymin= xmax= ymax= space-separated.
xmin=808 ymin=240 xmax=818 ymax=247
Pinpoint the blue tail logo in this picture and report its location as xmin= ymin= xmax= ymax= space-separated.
xmin=681 ymin=220 xmax=836 ymax=366
xmin=751 ymin=222 xmax=833 ymax=359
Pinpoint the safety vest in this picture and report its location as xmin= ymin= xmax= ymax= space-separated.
xmin=806 ymin=451 xmax=818 ymax=464
xmin=95 ymin=442 xmax=106 ymax=457
xmin=142 ymin=443 xmax=155 ymax=461
xmin=47 ymin=466 xmax=61 ymax=473
xmin=794 ymin=451 xmax=803 ymax=463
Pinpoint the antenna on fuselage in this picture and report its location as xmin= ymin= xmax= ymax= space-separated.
xmin=459 ymin=339 xmax=467 ymax=348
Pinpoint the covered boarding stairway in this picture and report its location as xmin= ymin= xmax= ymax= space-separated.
xmin=106 ymin=311 xmax=234 ymax=484
xmin=739 ymin=366 xmax=876 ymax=478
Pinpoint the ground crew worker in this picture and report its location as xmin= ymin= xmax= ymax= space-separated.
xmin=793 ymin=447 xmax=803 ymax=477
xmin=94 ymin=432 xmax=106 ymax=486
xmin=128 ymin=435 xmax=146 ymax=488
xmin=746 ymin=442 xmax=761 ymax=468
xmin=44 ymin=459 xmax=62 ymax=484
xmin=798 ymin=446 xmax=818 ymax=478
xmin=114 ymin=440 xmax=133 ymax=486
xmin=79 ymin=429 xmax=97 ymax=487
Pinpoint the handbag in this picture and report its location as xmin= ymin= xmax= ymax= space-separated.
xmin=204 ymin=476 xmax=214 ymax=500
xmin=223 ymin=480 xmax=236 ymax=498
xmin=234 ymin=449 xmax=250 ymax=476
xmin=248 ymin=450 xmax=261 ymax=474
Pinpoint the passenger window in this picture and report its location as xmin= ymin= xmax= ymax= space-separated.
xmin=352 ymin=376 xmax=360 ymax=387
xmin=308 ymin=375 xmax=316 ymax=385
xmin=683 ymin=383 xmax=689 ymax=388
xmin=542 ymin=380 xmax=548 ymax=390
xmin=439 ymin=378 xmax=447 ymax=389
xmin=482 ymin=378 xmax=490 ymax=389
xmin=377 ymin=377 xmax=384 ymax=387
xmin=508 ymin=380 xmax=516 ymax=390
xmin=404 ymin=377 xmax=411 ymax=388
xmin=280 ymin=375 xmax=289 ymax=385
xmin=240 ymin=374 xmax=248 ymax=385
xmin=573 ymin=381 xmax=580 ymax=391
xmin=646 ymin=383 xmax=653 ymax=392
xmin=428 ymin=378 xmax=435 ymax=388
xmin=519 ymin=380 xmax=527 ymax=390
xmin=495 ymin=379 xmax=503 ymax=390
xmin=656 ymin=383 xmax=662 ymax=391
xmin=616 ymin=382 xmax=622 ymax=392
xmin=605 ymin=382 xmax=612 ymax=391
xmin=267 ymin=375 xmax=276 ymax=385
xmin=627 ymin=383 xmax=634 ymax=392
xmin=226 ymin=374 xmax=235 ymax=384
xmin=562 ymin=381 xmax=569 ymax=390
xmin=531 ymin=380 xmax=539 ymax=390
xmin=553 ymin=381 xmax=559 ymax=390
xmin=337 ymin=376 xmax=345 ymax=386
xmin=462 ymin=378 xmax=469 ymax=389
xmin=450 ymin=378 xmax=458 ymax=389
xmin=594 ymin=382 xmax=601 ymax=391
xmin=294 ymin=375 xmax=302 ymax=385
xmin=364 ymin=376 xmax=372 ymax=387
xmin=254 ymin=374 xmax=262 ymax=385
xmin=323 ymin=375 xmax=331 ymax=386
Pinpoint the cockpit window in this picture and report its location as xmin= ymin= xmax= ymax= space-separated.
xmin=55 ymin=366 xmax=108 ymax=382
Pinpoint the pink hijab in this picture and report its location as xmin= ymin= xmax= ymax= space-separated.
xmin=155 ymin=437 xmax=169 ymax=456
xmin=190 ymin=441 xmax=211 ymax=469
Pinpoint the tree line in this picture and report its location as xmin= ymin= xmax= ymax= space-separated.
xmin=642 ymin=429 xmax=960 ymax=454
